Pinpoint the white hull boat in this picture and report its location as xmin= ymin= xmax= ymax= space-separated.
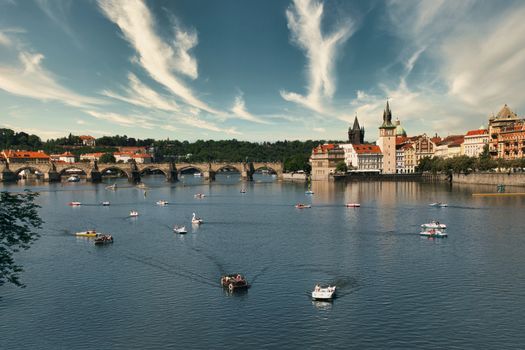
xmin=173 ymin=225 xmax=187 ymax=234
xmin=420 ymin=229 xmax=447 ymax=238
xmin=68 ymin=201 xmax=82 ymax=206
xmin=421 ymin=221 xmax=447 ymax=230
xmin=156 ymin=200 xmax=168 ymax=206
xmin=312 ymin=285 xmax=336 ymax=301
xmin=67 ymin=176 xmax=80 ymax=182
xmin=129 ymin=211 xmax=139 ymax=217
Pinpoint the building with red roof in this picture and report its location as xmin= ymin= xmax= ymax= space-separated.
xmin=2 ymin=150 xmax=50 ymax=164
xmin=80 ymin=152 xmax=104 ymax=162
xmin=310 ymin=143 xmax=345 ymax=180
xmin=79 ymin=135 xmax=96 ymax=147
xmin=341 ymin=144 xmax=383 ymax=172
xmin=50 ymin=152 xmax=76 ymax=163
xmin=132 ymin=153 xmax=152 ymax=164
xmin=463 ymin=128 xmax=489 ymax=157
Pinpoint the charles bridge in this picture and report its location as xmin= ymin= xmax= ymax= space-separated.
xmin=0 ymin=161 xmax=283 ymax=183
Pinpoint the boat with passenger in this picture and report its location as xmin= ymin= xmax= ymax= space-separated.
xmin=67 ymin=175 xmax=80 ymax=182
xmin=101 ymin=201 xmax=110 ymax=206
xmin=94 ymin=234 xmax=113 ymax=245
xmin=295 ymin=203 xmax=311 ymax=209
xmin=68 ymin=201 xmax=82 ymax=206
xmin=173 ymin=225 xmax=187 ymax=234
xmin=421 ymin=221 xmax=447 ymax=229
xmin=194 ymin=193 xmax=206 ymax=199
xmin=194 ymin=172 xmax=203 ymax=177
xmin=429 ymin=202 xmax=448 ymax=207
xmin=129 ymin=210 xmax=139 ymax=217
xmin=346 ymin=203 xmax=361 ymax=208
xmin=191 ymin=213 xmax=203 ymax=225
xmin=312 ymin=284 xmax=336 ymax=301
xmin=420 ymin=228 xmax=447 ymax=238
xmin=240 ymin=188 xmax=246 ymax=193
xmin=105 ymin=184 xmax=117 ymax=191
xmin=75 ymin=230 xmax=99 ymax=238
xmin=221 ymin=274 xmax=249 ymax=292
xmin=156 ymin=200 xmax=168 ymax=206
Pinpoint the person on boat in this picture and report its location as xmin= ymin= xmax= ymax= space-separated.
xmin=235 ymin=274 xmax=242 ymax=281
xmin=315 ymin=285 xmax=320 ymax=292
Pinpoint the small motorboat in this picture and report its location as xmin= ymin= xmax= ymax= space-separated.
xmin=101 ymin=201 xmax=110 ymax=206
xmin=421 ymin=221 xmax=447 ymax=229
xmin=129 ymin=210 xmax=139 ymax=217
xmin=305 ymin=190 xmax=314 ymax=195
xmin=173 ymin=225 xmax=187 ymax=234
xmin=67 ymin=175 xmax=80 ymax=182
xmin=240 ymin=188 xmax=247 ymax=193
xmin=75 ymin=230 xmax=99 ymax=238
xmin=136 ymin=183 xmax=147 ymax=189
xmin=295 ymin=203 xmax=311 ymax=209
xmin=191 ymin=212 xmax=203 ymax=225
xmin=438 ymin=203 xmax=448 ymax=207
xmin=346 ymin=203 xmax=361 ymax=208
xmin=105 ymin=184 xmax=117 ymax=190
xmin=156 ymin=200 xmax=168 ymax=206
xmin=94 ymin=234 xmax=113 ymax=245
xmin=193 ymin=172 xmax=203 ymax=177
xmin=221 ymin=274 xmax=249 ymax=292
xmin=420 ymin=229 xmax=448 ymax=238
xmin=68 ymin=201 xmax=82 ymax=206
xmin=312 ymin=285 xmax=336 ymax=301
xmin=429 ymin=202 xmax=448 ymax=207
xmin=194 ymin=193 xmax=206 ymax=199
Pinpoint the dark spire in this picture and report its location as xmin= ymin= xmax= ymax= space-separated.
xmin=381 ymin=100 xmax=394 ymax=127
xmin=352 ymin=115 xmax=360 ymax=130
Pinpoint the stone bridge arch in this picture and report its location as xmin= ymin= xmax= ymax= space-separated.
xmin=99 ymin=166 xmax=132 ymax=180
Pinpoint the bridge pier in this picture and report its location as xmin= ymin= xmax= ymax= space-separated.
xmin=44 ymin=171 xmax=60 ymax=182
xmin=203 ymin=171 xmax=215 ymax=181
xmin=88 ymin=171 xmax=102 ymax=183
xmin=0 ymin=169 xmax=17 ymax=182
xmin=129 ymin=171 xmax=141 ymax=183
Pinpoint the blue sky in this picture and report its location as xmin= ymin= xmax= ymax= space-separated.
xmin=1 ymin=0 xmax=524 ymax=141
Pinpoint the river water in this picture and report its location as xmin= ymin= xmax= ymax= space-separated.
xmin=1 ymin=175 xmax=524 ymax=349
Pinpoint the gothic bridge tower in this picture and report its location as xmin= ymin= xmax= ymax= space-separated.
xmin=378 ymin=101 xmax=396 ymax=174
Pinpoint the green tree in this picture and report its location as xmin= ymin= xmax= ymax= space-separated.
xmin=0 ymin=191 xmax=42 ymax=287
xmin=99 ymin=153 xmax=116 ymax=163
xmin=335 ymin=161 xmax=348 ymax=173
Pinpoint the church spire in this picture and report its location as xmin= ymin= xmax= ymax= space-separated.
xmin=352 ymin=114 xmax=360 ymax=130
xmin=381 ymin=100 xmax=394 ymax=127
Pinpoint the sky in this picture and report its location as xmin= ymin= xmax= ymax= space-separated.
xmin=1 ymin=0 xmax=524 ymax=142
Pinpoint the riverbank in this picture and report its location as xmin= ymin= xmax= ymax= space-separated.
xmin=331 ymin=173 xmax=447 ymax=182
xmin=452 ymin=172 xmax=525 ymax=187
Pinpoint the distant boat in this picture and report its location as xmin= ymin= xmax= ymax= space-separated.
xmin=136 ymin=183 xmax=147 ymax=189
xmin=429 ymin=202 xmax=447 ymax=207
xmin=68 ymin=201 xmax=82 ymax=206
xmin=129 ymin=210 xmax=139 ymax=217
xmin=192 ymin=212 xmax=203 ymax=225
xmin=194 ymin=172 xmax=203 ymax=177
xmin=156 ymin=200 xmax=168 ymax=206
xmin=173 ymin=225 xmax=187 ymax=234
xmin=194 ymin=193 xmax=206 ymax=199
xmin=421 ymin=221 xmax=447 ymax=230
xmin=101 ymin=201 xmax=110 ymax=206
xmin=346 ymin=203 xmax=361 ymax=208
xmin=240 ymin=188 xmax=247 ymax=193
xmin=94 ymin=234 xmax=113 ymax=245
xmin=312 ymin=285 xmax=336 ymax=301
xmin=295 ymin=203 xmax=311 ymax=209
xmin=420 ymin=229 xmax=447 ymax=238
xmin=75 ymin=230 xmax=99 ymax=238
xmin=105 ymin=184 xmax=117 ymax=190
xmin=67 ymin=175 xmax=80 ymax=182
xmin=305 ymin=190 xmax=314 ymax=195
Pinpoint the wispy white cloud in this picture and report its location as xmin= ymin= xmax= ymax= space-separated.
xmin=230 ymin=92 xmax=270 ymax=124
xmin=281 ymin=0 xmax=354 ymax=114
xmin=176 ymin=114 xmax=240 ymax=135
xmin=98 ymin=0 xmax=219 ymax=115
xmin=0 ymin=51 xmax=104 ymax=107
xmin=85 ymin=110 xmax=155 ymax=129
xmin=102 ymin=72 xmax=179 ymax=112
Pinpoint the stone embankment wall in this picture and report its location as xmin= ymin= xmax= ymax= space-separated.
xmin=452 ymin=172 xmax=525 ymax=187
xmin=282 ymin=172 xmax=307 ymax=181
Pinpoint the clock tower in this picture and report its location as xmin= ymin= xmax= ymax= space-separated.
xmin=378 ymin=101 xmax=396 ymax=174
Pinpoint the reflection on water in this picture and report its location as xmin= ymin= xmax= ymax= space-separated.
xmin=1 ymin=177 xmax=525 ymax=349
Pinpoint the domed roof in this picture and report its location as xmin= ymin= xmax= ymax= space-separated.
xmin=395 ymin=118 xmax=407 ymax=137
